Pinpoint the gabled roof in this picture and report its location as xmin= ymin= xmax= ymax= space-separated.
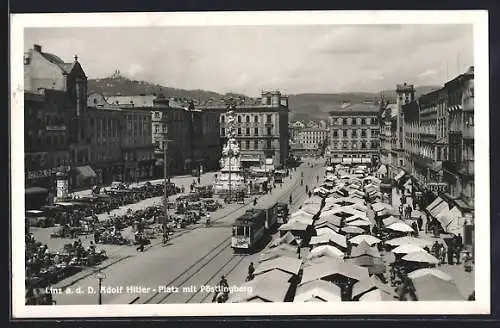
xmin=40 ymin=52 xmax=76 ymax=74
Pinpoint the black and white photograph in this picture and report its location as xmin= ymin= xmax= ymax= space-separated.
xmin=10 ymin=11 xmax=489 ymax=317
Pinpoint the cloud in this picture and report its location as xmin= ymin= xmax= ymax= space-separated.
xmin=418 ymin=69 xmax=438 ymax=78
xmin=23 ymin=24 xmax=474 ymax=95
xmin=126 ymin=64 xmax=144 ymax=78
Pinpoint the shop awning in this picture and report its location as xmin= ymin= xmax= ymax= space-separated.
xmin=76 ymin=166 xmax=97 ymax=179
xmin=394 ymin=170 xmax=405 ymax=181
xmin=430 ymin=201 xmax=450 ymax=218
xmin=25 ymin=186 xmax=49 ymax=195
xmin=426 ymin=196 xmax=444 ymax=213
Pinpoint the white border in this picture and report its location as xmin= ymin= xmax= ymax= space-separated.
xmin=10 ymin=10 xmax=490 ymax=318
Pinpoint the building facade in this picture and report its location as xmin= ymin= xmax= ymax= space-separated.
xmin=24 ymin=44 xmax=93 ymax=190
xmin=24 ymin=90 xmax=72 ymax=192
xmin=395 ymin=83 xmax=416 ymax=173
xmin=401 ymin=101 xmax=421 ymax=180
xmin=327 ymin=103 xmax=380 ymax=165
xmin=201 ymin=91 xmax=289 ymax=169
xmin=296 ymin=128 xmax=329 ymax=153
xmin=443 ymin=67 xmax=474 ymax=207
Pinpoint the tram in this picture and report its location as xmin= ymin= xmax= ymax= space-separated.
xmin=231 ymin=203 xmax=278 ymax=252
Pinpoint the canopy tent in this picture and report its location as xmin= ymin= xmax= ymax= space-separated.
xmin=351 ymin=275 xmax=397 ymax=301
xmin=341 ymin=226 xmax=365 ymax=235
xmin=346 ymin=254 xmax=384 ymax=268
xmin=350 ymin=241 xmax=381 ymax=258
xmin=294 ymin=280 xmax=342 ymax=302
xmin=301 ymin=260 xmax=369 ymax=285
xmin=291 ymin=209 xmax=315 ymax=222
xmin=307 ymin=244 xmax=345 ymax=260
xmin=301 ymin=203 xmax=323 ymax=216
xmin=408 ymin=268 xmax=453 ymax=281
xmin=311 ymin=229 xmax=347 ymax=249
xmin=347 ymin=219 xmax=371 ymax=227
xmin=304 ymin=196 xmax=323 ymax=205
xmin=402 ymin=251 xmax=439 ymax=264
xmin=315 ymin=226 xmax=340 ymax=237
xmin=271 ymin=231 xmax=300 ymax=247
xmin=391 ymin=244 xmax=426 ymax=254
xmin=411 ymin=275 xmax=464 ymax=301
xmin=279 ymin=221 xmax=310 ymax=232
xmin=372 ymin=202 xmax=393 ymax=213
xmin=317 ymin=213 xmax=342 ymax=227
xmin=260 ymin=244 xmax=298 ymax=262
xmin=382 ymin=216 xmax=402 ymax=227
xmin=254 ymin=256 xmax=303 ymax=276
xmin=386 ymin=236 xmax=434 ymax=247
xmin=314 ymin=222 xmax=341 ymax=233
xmin=347 ymin=203 xmax=368 ymax=213
xmin=349 ymin=234 xmax=381 ymax=246
xmin=228 ymin=270 xmax=292 ymax=303
xmin=386 ymin=222 xmax=415 ymax=233
xmin=359 ymin=289 xmax=398 ymax=301
xmin=313 ymin=187 xmax=330 ymax=196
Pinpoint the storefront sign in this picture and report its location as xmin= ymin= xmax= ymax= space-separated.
xmin=26 ymin=166 xmax=70 ymax=180
xmin=46 ymin=125 xmax=67 ymax=131
xmin=427 ymin=182 xmax=448 ymax=193
xmin=56 ymin=179 xmax=69 ymax=198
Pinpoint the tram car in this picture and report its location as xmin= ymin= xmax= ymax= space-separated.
xmin=231 ymin=203 xmax=278 ymax=252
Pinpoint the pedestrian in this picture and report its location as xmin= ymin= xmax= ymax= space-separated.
xmin=297 ymin=245 xmax=301 ymax=259
xmin=464 ymin=252 xmax=473 ymax=272
xmin=439 ymin=244 xmax=447 ymax=265
xmin=417 ymin=216 xmax=423 ymax=232
xmin=308 ymin=191 xmax=312 ymax=198
xmin=431 ymin=241 xmax=440 ymax=258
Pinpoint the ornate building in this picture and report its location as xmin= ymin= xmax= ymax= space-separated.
xmin=395 ymin=83 xmax=416 ymax=175
xmin=201 ymin=91 xmax=289 ymax=169
xmin=327 ymin=103 xmax=380 ymax=165
xmin=24 ymin=44 xmax=93 ymax=190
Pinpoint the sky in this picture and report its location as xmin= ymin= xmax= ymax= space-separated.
xmin=24 ymin=25 xmax=473 ymax=97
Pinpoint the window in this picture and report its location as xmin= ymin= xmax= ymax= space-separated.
xmin=221 ymin=115 xmax=225 ymax=123
xmin=342 ymin=118 xmax=347 ymax=125
xmin=361 ymin=129 xmax=366 ymax=138
xmin=46 ymin=135 xmax=51 ymax=146
xmin=343 ymin=130 xmax=347 ymax=137
xmin=267 ymin=127 xmax=272 ymax=136
xmin=237 ymin=128 xmax=241 ymax=135
xmin=254 ymin=140 xmax=259 ymax=149
xmin=361 ymin=118 xmax=365 ymax=125
xmin=154 ymin=112 xmax=160 ymax=118
xmin=221 ymin=128 xmax=225 ymax=136
xmin=246 ymin=115 xmax=250 ymax=123
xmin=333 ymin=130 xmax=338 ymax=137
xmin=246 ymin=128 xmax=250 ymax=135
xmin=246 ymin=140 xmax=250 ymax=149
xmin=254 ymin=127 xmax=259 ymax=136
xmin=238 ymin=116 xmax=242 ymax=123
xmin=254 ymin=116 xmax=259 ymax=123
xmin=266 ymin=140 xmax=272 ymax=149
xmin=267 ymin=114 xmax=272 ymax=123
xmin=361 ymin=142 xmax=366 ymax=149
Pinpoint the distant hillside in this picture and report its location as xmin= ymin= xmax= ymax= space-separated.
xmin=87 ymin=71 xmax=240 ymax=102
xmin=288 ymin=86 xmax=440 ymax=121
xmin=87 ymin=73 xmax=440 ymax=122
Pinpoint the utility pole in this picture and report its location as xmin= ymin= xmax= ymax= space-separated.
xmin=163 ymin=139 xmax=172 ymax=228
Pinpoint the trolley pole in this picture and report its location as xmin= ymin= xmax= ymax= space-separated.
xmin=162 ymin=139 xmax=172 ymax=228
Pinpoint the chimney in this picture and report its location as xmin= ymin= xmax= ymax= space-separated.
xmin=34 ymin=44 xmax=42 ymax=52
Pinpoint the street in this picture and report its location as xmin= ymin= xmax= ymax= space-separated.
xmin=52 ymin=159 xmax=325 ymax=305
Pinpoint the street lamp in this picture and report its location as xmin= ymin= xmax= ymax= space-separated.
xmin=94 ymin=270 xmax=106 ymax=305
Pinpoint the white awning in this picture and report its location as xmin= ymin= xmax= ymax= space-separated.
xmin=394 ymin=170 xmax=405 ymax=181
xmin=76 ymin=165 xmax=97 ymax=179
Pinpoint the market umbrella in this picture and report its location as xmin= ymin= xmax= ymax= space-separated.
xmin=349 ymin=234 xmax=381 ymax=246
xmin=347 ymin=219 xmax=371 ymax=227
xmin=294 ymin=280 xmax=342 ymax=302
xmin=408 ymin=268 xmax=453 ymax=281
xmin=382 ymin=216 xmax=402 ymax=227
xmin=386 ymin=222 xmax=415 ymax=233
xmin=350 ymin=241 xmax=381 ymax=258
xmin=308 ymin=245 xmax=345 ymax=260
xmin=386 ymin=236 xmax=434 ymax=247
xmin=402 ymin=251 xmax=439 ymax=264
xmin=341 ymin=226 xmax=365 ymax=235
xmin=392 ymin=244 xmax=426 ymax=254
xmin=359 ymin=289 xmax=399 ymax=301
xmin=411 ymin=274 xmax=464 ymax=301
xmin=352 ymin=275 xmax=398 ymax=301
